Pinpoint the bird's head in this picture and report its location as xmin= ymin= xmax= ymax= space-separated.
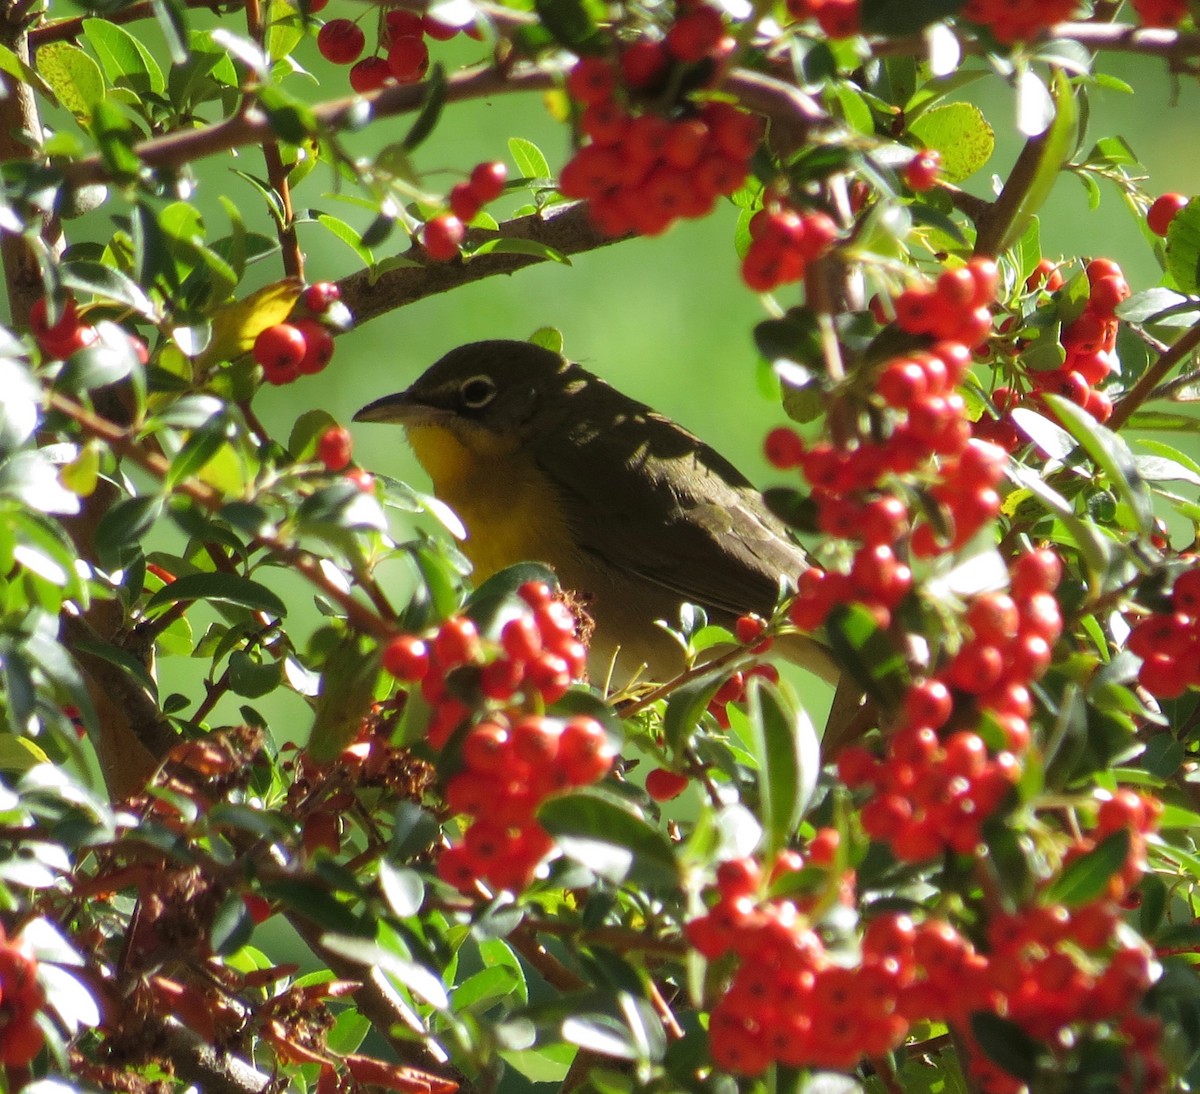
xmin=353 ymin=339 xmax=578 ymax=455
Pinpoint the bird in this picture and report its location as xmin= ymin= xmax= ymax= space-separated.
xmin=353 ymin=339 xmax=837 ymax=686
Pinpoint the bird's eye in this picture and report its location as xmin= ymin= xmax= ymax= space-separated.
xmin=459 ymin=375 xmax=497 ymax=409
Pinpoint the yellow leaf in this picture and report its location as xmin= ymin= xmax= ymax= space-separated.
xmin=198 ymin=278 xmax=304 ymax=369
xmin=0 ymin=734 xmax=51 ymax=772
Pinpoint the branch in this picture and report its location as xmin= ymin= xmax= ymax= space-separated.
xmin=28 ymin=0 xmax=237 ymax=47
xmin=1108 ymin=319 xmax=1200 ymax=431
xmin=973 ymin=133 xmax=1048 ymax=259
xmin=60 ymin=65 xmax=559 ymax=188
xmin=874 ymin=21 xmax=1200 ymax=63
xmin=337 ymin=202 xmax=625 ymax=326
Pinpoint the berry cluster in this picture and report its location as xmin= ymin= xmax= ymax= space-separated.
xmin=1131 ymin=0 xmax=1188 ymax=27
xmin=740 ymin=205 xmax=838 ymax=293
xmin=979 ymin=258 xmax=1128 ymax=450
xmin=1129 ymin=564 xmax=1200 ymax=697
xmin=959 ymin=0 xmax=1079 ymax=44
xmin=383 ymin=582 xmax=608 ymax=893
xmin=30 ymin=295 xmax=149 ymax=368
xmin=836 ymin=549 xmax=1062 ymax=862
xmin=687 ymin=794 xmax=1164 ymax=1091
xmin=560 ymin=14 xmax=763 ymax=239
xmin=421 ymin=161 xmax=508 ymax=263
xmin=769 ymin=259 xmax=1004 ymax=631
xmin=783 ymin=0 xmax=860 ymax=38
xmin=30 ymin=296 xmax=98 ymax=360
xmin=317 ymin=7 xmax=477 ymax=94
xmin=253 ymin=282 xmax=341 ymax=386
xmin=0 ymin=929 xmax=44 ymax=1066
xmin=437 ymin=712 xmax=615 ymax=893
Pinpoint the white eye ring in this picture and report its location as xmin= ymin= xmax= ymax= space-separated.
xmin=460 ymin=374 xmax=497 ymax=409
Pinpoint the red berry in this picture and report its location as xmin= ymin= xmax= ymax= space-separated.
xmin=349 ymin=56 xmax=391 ymax=93
xmin=317 ymin=424 xmax=352 ymax=471
xmin=1025 ymin=258 xmax=1064 ymax=292
xmin=1148 ymin=192 xmax=1188 ymax=236
xmin=449 ymin=182 xmax=482 ymax=223
xmin=317 ymin=19 xmax=365 ymax=65
xmin=566 ymin=56 xmax=617 ymax=104
xmin=292 ymin=318 xmax=334 ymax=374
xmin=382 ymin=635 xmax=429 ymax=680
xmin=435 ymin=617 xmax=480 ymax=667
xmin=422 ymin=12 xmax=461 ymax=39
xmin=422 ymin=214 xmax=465 ymax=261
xmin=646 ymin=767 xmax=690 ymax=802
xmin=385 ymin=9 xmax=424 ymax=39
xmin=665 ymin=6 xmax=725 ymax=62
xmin=345 ymin=467 xmax=374 ymax=493
xmin=558 ymin=716 xmax=614 ymax=785
xmin=254 ymin=323 xmax=307 ymax=384
xmin=764 ymin=426 xmax=804 ymax=469
xmin=1086 ymin=257 xmax=1123 ymax=285
xmin=302 ymin=281 xmax=340 ymax=312
xmin=387 ymin=34 xmax=429 ymax=82
xmin=0 ymin=1014 xmax=43 ymax=1066
xmin=904 ymin=149 xmax=941 ymax=192
xmin=469 ymin=161 xmax=508 ymax=203
xmin=619 ymin=39 xmax=668 ymax=89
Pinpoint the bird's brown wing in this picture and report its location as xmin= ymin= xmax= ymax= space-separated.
xmin=531 ymin=402 xmax=810 ymax=620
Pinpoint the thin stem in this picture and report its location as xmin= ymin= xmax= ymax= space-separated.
xmin=243 ymin=0 xmax=302 ymax=278
xmin=1109 ymin=319 xmax=1200 ymax=431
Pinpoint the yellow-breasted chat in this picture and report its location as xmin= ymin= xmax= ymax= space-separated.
xmin=354 ymin=339 xmax=836 ymax=685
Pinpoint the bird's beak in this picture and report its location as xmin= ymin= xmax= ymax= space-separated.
xmin=353 ymin=391 xmax=422 ymax=425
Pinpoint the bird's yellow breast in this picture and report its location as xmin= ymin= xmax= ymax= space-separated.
xmin=405 ymin=423 xmax=575 ymax=580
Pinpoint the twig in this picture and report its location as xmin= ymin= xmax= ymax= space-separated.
xmin=973 ymin=132 xmax=1049 ymax=259
xmin=1109 ymin=319 xmax=1200 ymax=431
xmin=243 ymin=0 xmax=303 ymax=278
xmin=48 ymin=390 xmax=395 ymax=641
xmin=28 ymin=0 xmax=237 ymax=47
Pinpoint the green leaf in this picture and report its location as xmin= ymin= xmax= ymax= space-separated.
xmin=144 ymin=571 xmax=287 ymax=618
xmin=0 ymin=360 xmax=40 ymax=454
xmin=227 ymin=651 xmax=282 ymax=698
xmin=306 ymin=636 xmax=381 ymax=764
xmin=970 ymin=1013 xmax=1041 ymax=1084
xmin=92 ymin=495 xmax=163 ymax=568
xmin=908 ymin=103 xmax=994 ymax=183
xmin=662 ymin=666 xmax=728 ymax=752
xmin=744 ymin=679 xmax=817 ymax=856
xmin=1117 ymin=287 xmax=1199 ymax=326
xmin=509 ymin=138 xmax=551 ymax=182
xmin=1045 ymin=830 xmax=1130 ymax=906
xmin=61 ymin=261 xmax=156 ymax=319
xmin=539 ymin=789 xmax=679 ymax=888
xmin=83 ymin=17 xmax=165 ymax=94
xmin=317 ymin=214 xmax=375 ymax=267
xmin=999 ymin=70 xmax=1078 ymax=253
xmin=1165 ymin=196 xmax=1200 ymax=295
xmin=166 ymin=420 xmax=231 ymax=489
xmin=469 ymin=237 xmax=571 ymax=265
xmin=38 ymin=42 xmax=106 ymax=122
xmin=534 ymin=0 xmax=602 ymax=52
xmin=1042 ymin=394 xmax=1155 ymax=537
xmin=403 ymin=64 xmax=447 ymax=152
xmin=823 ymin=603 xmax=908 ymax=707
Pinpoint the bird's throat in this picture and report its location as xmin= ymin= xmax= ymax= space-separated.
xmin=405 ymin=423 xmax=573 ymax=581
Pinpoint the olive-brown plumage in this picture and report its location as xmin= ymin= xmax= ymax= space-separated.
xmin=354 ymin=340 xmax=834 ymax=683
